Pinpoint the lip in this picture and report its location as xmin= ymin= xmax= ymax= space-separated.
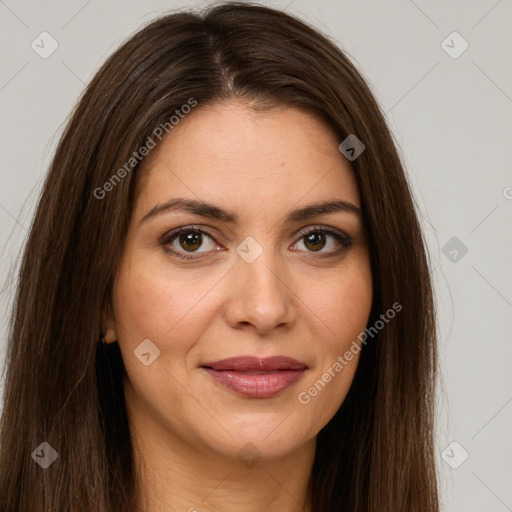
xmin=201 ymin=356 xmax=308 ymax=398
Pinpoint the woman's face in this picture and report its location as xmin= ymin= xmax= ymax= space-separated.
xmin=108 ymin=100 xmax=372 ymax=463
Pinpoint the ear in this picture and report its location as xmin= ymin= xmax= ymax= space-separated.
xmin=101 ymin=297 xmax=118 ymax=344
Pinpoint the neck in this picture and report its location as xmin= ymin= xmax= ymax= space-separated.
xmin=128 ymin=410 xmax=316 ymax=512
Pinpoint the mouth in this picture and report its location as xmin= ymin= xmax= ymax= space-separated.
xmin=200 ymin=356 xmax=308 ymax=398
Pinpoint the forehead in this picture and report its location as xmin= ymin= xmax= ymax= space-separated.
xmin=134 ymin=101 xmax=361 ymax=215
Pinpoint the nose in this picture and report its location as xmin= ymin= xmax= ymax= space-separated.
xmin=223 ymin=250 xmax=297 ymax=335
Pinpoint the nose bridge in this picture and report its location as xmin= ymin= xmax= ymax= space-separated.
xmin=225 ymin=238 xmax=295 ymax=332
xmin=244 ymin=252 xmax=284 ymax=294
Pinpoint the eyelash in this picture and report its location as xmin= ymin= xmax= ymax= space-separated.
xmin=160 ymin=225 xmax=353 ymax=261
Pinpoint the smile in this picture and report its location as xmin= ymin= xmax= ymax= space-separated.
xmin=201 ymin=356 xmax=308 ymax=398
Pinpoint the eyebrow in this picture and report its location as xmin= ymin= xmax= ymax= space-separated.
xmin=139 ymin=197 xmax=362 ymax=225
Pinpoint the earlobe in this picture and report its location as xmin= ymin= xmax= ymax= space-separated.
xmin=101 ymin=301 xmax=118 ymax=343
xmin=102 ymin=327 xmax=117 ymax=344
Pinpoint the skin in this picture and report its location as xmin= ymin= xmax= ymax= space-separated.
xmin=104 ymin=99 xmax=373 ymax=512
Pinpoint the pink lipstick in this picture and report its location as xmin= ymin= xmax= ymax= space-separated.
xmin=201 ymin=356 xmax=307 ymax=398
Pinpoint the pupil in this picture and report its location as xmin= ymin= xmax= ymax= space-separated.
xmin=180 ymin=232 xmax=201 ymax=251
xmin=177 ymin=232 xmax=327 ymax=253
xmin=305 ymin=233 xmax=325 ymax=251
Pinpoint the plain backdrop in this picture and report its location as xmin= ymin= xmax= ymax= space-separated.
xmin=0 ymin=1 xmax=511 ymax=510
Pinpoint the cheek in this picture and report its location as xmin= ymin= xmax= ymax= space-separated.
xmin=295 ymin=260 xmax=372 ymax=426
xmin=111 ymin=261 xmax=220 ymax=409
xmin=305 ymin=259 xmax=373 ymax=345
xmin=113 ymin=255 xmax=222 ymax=342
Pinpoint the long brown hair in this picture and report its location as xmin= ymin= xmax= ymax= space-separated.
xmin=0 ymin=3 xmax=439 ymax=510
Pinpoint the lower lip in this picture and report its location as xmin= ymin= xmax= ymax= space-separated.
xmin=202 ymin=368 xmax=306 ymax=398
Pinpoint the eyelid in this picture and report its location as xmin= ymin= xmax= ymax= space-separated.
xmin=160 ymin=225 xmax=222 ymax=259
xmin=161 ymin=225 xmax=219 ymax=243
xmin=293 ymin=224 xmax=351 ymax=245
xmin=160 ymin=224 xmax=352 ymax=260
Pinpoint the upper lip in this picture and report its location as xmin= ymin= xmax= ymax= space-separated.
xmin=201 ymin=356 xmax=308 ymax=371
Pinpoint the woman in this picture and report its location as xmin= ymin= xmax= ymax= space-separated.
xmin=0 ymin=2 xmax=439 ymax=511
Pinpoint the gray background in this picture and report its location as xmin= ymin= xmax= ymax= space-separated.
xmin=1 ymin=1 xmax=511 ymax=510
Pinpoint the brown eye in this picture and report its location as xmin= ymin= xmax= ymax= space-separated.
xmin=178 ymin=232 xmax=203 ymax=252
xmin=303 ymin=232 xmax=327 ymax=252
xmin=161 ymin=227 xmax=220 ymax=259
xmin=292 ymin=227 xmax=352 ymax=256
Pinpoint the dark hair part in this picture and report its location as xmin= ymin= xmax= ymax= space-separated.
xmin=0 ymin=3 xmax=439 ymax=511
